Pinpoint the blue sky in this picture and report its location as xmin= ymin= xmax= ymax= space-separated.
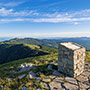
xmin=0 ymin=0 xmax=90 ymax=38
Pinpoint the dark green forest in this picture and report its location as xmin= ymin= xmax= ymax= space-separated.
xmin=0 ymin=43 xmax=48 ymax=64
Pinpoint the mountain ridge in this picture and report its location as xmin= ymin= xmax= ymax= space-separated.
xmin=1 ymin=37 xmax=90 ymax=50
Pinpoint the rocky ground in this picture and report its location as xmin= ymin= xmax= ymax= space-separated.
xmin=49 ymin=62 xmax=90 ymax=90
xmin=7 ymin=62 xmax=90 ymax=90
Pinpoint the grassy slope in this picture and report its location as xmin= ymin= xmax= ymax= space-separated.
xmin=0 ymin=43 xmax=48 ymax=64
xmin=86 ymin=51 xmax=90 ymax=62
xmin=0 ymin=46 xmax=58 ymax=90
xmin=0 ymin=46 xmax=57 ymax=76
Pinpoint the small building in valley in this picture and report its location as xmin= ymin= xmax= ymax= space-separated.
xmin=58 ymin=42 xmax=86 ymax=77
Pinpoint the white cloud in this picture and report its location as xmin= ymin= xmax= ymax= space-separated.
xmin=0 ymin=17 xmax=90 ymax=23
xmin=70 ymin=9 xmax=90 ymax=17
xmin=73 ymin=22 xmax=79 ymax=25
xmin=0 ymin=8 xmax=90 ymax=23
xmin=0 ymin=8 xmax=39 ymax=17
xmin=14 ymin=11 xmax=34 ymax=16
xmin=0 ymin=1 xmax=27 ymax=7
xmin=0 ymin=8 xmax=13 ymax=16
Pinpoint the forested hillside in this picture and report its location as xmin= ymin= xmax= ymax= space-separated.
xmin=0 ymin=43 xmax=48 ymax=64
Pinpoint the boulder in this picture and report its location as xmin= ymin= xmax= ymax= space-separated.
xmin=22 ymin=86 xmax=28 ymax=90
xmin=8 ymin=78 xmax=13 ymax=81
xmin=19 ymin=63 xmax=34 ymax=72
xmin=36 ymin=77 xmax=41 ymax=81
xmin=9 ymin=71 xmax=17 ymax=73
xmin=42 ymin=76 xmax=51 ymax=83
xmin=28 ymin=71 xmax=36 ymax=79
xmin=19 ymin=74 xmax=26 ymax=79
xmin=41 ymin=82 xmax=49 ymax=89
xmin=47 ymin=65 xmax=52 ymax=70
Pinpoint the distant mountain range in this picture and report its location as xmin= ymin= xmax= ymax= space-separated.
xmin=0 ymin=37 xmax=90 ymax=50
xmin=3 ymin=38 xmax=58 ymax=48
xmin=0 ymin=37 xmax=12 ymax=41
xmin=45 ymin=37 xmax=90 ymax=50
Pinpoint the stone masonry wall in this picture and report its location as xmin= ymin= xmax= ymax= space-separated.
xmin=58 ymin=43 xmax=85 ymax=77
xmin=74 ymin=48 xmax=86 ymax=77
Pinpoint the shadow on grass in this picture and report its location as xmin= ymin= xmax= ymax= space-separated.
xmin=0 ymin=51 xmax=49 ymax=65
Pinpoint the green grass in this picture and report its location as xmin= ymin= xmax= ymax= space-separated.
xmin=0 ymin=45 xmax=58 ymax=90
xmin=86 ymin=51 xmax=90 ymax=62
xmin=23 ymin=43 xmax=40 ymax=49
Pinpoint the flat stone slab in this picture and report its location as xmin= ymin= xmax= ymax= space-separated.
xmin=49 ymin=80 xmax=64 ymax=90
xmin=60 ymin=42 xmax=81 ymax=50
xmin=49 ymin=77 xmax=79 ymax=90
xmin=49 ymin=63 xmax=90 ymax=90
xmin=79 ymin=82 xmax=89 ymax=90
xmin=63 ymin=82 xmax=78 ymax=90
xmin=49 ymin=77 xmax=64 ymax=90
xmin=65 ymin=77 xmax=77 ymax=85
xmin=76 ymin=74 xmax=88 ymax=83
xmin=81 ymin=71 xmax=90 ymax=77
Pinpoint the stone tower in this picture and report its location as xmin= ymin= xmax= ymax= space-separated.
xmin=58 ymin=42 xmax=86 ymax=77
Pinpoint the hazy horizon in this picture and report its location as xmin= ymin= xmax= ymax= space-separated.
xmin=0 ymin=36 xmax=90 ymax=42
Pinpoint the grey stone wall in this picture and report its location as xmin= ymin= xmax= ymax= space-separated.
xmin=73 ymin=48 xmax=85 ymax=77
xmin=58 ymin=42 xmax=85 ymax=77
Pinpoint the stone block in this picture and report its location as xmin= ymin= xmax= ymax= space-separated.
xmin=58 ymin=42 xmax=85 ymax=77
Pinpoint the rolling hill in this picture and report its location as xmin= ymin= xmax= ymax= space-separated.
xmin=0 ymin=43 xmax=49 ymax=64
xmin=3 ymin=38 xmax=58 ymax=49
xmin=2 ymin=37 xmax=90 ymax=50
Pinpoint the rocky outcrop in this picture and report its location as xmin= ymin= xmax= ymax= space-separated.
xmin=49 ymin=62 xmax=90 ymax=90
